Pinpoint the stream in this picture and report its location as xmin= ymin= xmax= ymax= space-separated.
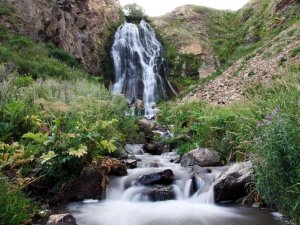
xmin=67 ymin=145 xmax=283 ymax=225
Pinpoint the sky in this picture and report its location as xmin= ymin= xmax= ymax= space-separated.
xmin=118 ymin=0 xmax=250 ymax=17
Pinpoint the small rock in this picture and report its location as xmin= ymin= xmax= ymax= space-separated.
xmin=181 ymin=148 xmax=221 ymax=167
xmin=125 ymin=144 xmax=144 ymax=155
xmin=137 ymin=169 xmax=174 ymax=185
xmin=37 ymin=209 xmax=52 ymax=218
xmin=144 ymin=185 xmax=175 ymax=201
xmin=124 ymin=159 xmax=138 ymax=169
xmin=47 ymin=213 xmax=77 ymax=225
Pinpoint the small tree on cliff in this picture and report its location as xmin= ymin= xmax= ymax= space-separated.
xmin=123 ymin=3 xmax=147 ymax=23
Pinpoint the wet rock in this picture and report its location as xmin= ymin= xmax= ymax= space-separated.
xmin=181 ymin=148 xmax=221 ymax=167
xmin=144 ymin=143 xmax=157 ymax=154
xmin=191 ymin=165 xmax=212 ymax=173
xmin=47 ymin=213 xmax=77 ymax=225
xmin=214 ymin=161 xmax=253 ymax=202
xmin=101 ymin=158 xmax=127 ymax=177
xmin=137 ymin=169 xmax=174 ymax=185
xmin=146 ymin=162 xmax=159 ymax=167
xmin=59 ymin=166 xmax=107 ymax=201
xmin=138 ymin=119 xmax=154 ymax=142
xmin=144 ymin=142 xmax=171 ymax=155
xmin=37 ymin=209 xmax=52 ymax=218
xmin=125 ymin=144 xmax=144 ymax=155
xmin=124 ymin=159 xmax=138 ymax=169
xmin=144 ymin=185 xmax=175 ymax=201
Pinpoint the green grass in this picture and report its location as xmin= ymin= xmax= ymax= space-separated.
xmin=0 ymin=177 xmax=37 ymax=225
xmin=0 ymin=25 xmax=87 ymax=80
xmin=0 ymin=6 xmax=11 ymax=16
xmin=159 ymin=66 xmax=300 ymax=223
xmin=290 ymin=46 xmax=300 ymax=58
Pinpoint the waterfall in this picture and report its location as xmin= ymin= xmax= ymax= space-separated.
xmin=111 ymin=20 xmax=177 ymax=119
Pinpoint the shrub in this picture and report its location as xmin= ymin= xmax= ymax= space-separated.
xmin=48 ymin=48 xmax=79 ymax=68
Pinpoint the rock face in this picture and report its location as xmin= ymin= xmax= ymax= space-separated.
xmin=153 ymin=5 xmax=218 ymax=78
xmin=2 ymin=0 xmax=122 ymax=74
xmin=214 ymin=161 xmax=253 ymax=202
xmin=181 ymin=148 xmax=221 ymax=167
xmin=137 ymin=169 xmax=174 ymax=185
xmin=47 ymin=213 xmax=77 ymax=225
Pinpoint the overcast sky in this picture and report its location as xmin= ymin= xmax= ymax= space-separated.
xmin=119 ymin=0 xmax=250 ymax=16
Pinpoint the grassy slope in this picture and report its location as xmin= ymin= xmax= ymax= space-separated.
xmin=158 ymin=0 xmax=300 ymax=222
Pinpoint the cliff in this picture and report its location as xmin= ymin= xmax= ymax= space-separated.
xmin=0 ymin=0 xmax=122 ymax=75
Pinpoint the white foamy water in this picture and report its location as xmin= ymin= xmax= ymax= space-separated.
xmin=68 ymin=146 xmax=281 ymax=225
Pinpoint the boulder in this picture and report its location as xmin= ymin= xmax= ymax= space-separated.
xmin=59 ymin=166 xmax=107 ymax=201
xmin=125 ymin=144 xmax=144 ymax=155
xmin=101 ymin=158 xmax=127 ymax=177
xmin=47 ymin=213 xmax=77 ymax=225
xmin=137 ymin=169 xmax=174 ymax=185
xmin=181 ymin=148 xmax=221 ymax=167
xmin=138 ymin=119 xmax=154 ymax=142
xmin=143 ymin=185 xmax=175 ymax=201
xmin=214 ymin=161 xmax=253 ymax=203
xmin=144 ymin=142 xmax=171 ymax=155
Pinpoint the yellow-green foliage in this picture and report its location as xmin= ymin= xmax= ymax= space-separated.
xmin=0 ymin=71 xmax=139 ymax=187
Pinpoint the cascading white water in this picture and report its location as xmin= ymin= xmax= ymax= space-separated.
xmin=111 ymin=20 xmax=177 ymax=119
xmin=68 ymin=145 xmax=281 ymax=225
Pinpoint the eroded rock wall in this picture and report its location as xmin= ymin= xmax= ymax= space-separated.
xmin=3 ymin=0 xmax=122 ymax=74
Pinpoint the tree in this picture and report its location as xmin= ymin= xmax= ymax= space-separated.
xmin=123 ymin=3 xmax=146 ymax=23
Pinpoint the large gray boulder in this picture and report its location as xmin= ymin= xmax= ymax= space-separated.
xmin=181 ymin=148 xmax=221 ymax=167
xmin=214 ymin=161 xmax=253 ymax=202
xmin=47 ymin=213 xmax=77 ymax=225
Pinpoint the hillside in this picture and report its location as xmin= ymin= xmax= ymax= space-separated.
xmin=0 ymin=0 xmax=122 ymax=76
xmin=154 ymin=0 xmax=300 ymax=96
xmin=157 ymin=0 xmax=300 ymax=223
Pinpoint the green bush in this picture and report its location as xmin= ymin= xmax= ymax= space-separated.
xmin=0 ymin=6 xmax=11 ymax=16
xmin=255 ymin=110 xmax=300 ymax=224
xmin=0 ymin=177 xmax=37 ymax=225
xmin=48 ymin=48 xmax=79 ymax=68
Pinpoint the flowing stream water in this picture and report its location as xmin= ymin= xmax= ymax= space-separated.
xmin=68 ymin=145 xmax=282 ymax=225
xmin=111 ymin=20 xmax=177 ymax=119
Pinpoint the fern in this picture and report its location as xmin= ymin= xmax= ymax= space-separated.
xmin=22 ymin=132 xmax=48 ymax=144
